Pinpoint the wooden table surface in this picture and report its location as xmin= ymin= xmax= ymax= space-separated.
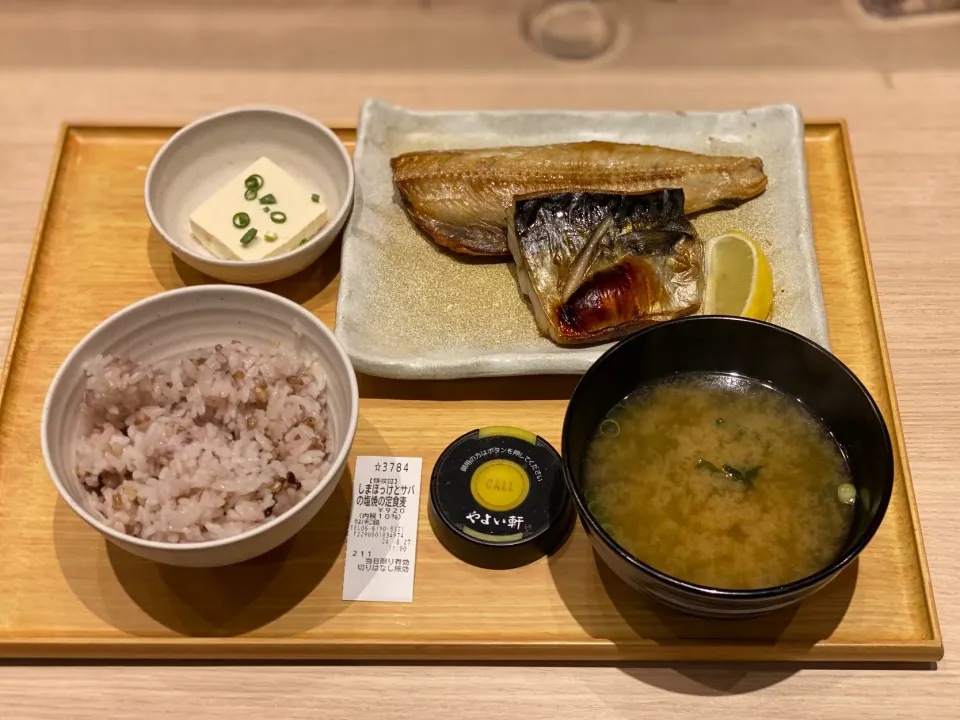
xmin=1 ymin=1 xmax=958 ymax=717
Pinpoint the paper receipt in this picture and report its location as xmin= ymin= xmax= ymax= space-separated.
xmin=341 ymin=456 xmax=423 ymax=602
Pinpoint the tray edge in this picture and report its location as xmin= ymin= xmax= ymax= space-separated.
xmin=0 ymin=636 xmax=945 ymax=663
xmin=832 ymin=119 xmax=943 ymax=652
xmin=0 ymin=122 xmax=71 ymax=515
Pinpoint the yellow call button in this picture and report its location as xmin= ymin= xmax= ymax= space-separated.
xmin=470 ymin=459 xmax=530 ymax=512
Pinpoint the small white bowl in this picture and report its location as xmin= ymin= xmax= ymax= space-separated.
xmin=41 ymin=286 xmax=359 ymax=567
xmin=145 ymin=106 xmax=354 ymax=284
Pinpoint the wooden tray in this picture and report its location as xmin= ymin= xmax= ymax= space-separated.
xmin=0 ymin=122 xmax=942 ymax=662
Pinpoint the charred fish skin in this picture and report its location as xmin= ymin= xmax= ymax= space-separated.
xmin=507 ymin=188 xmax=703 ymax=346
xmin=392 ymin=141 xmax=766 ymax=257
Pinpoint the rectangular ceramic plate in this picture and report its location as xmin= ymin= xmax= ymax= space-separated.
xmin=0 ymin=122 xmax=941 ymax=661
xmin=335 ymin=99 xmax=829 ymax=380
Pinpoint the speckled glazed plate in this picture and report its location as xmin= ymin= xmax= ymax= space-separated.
xmin=335 ymin=98 xmax=828 ymax=380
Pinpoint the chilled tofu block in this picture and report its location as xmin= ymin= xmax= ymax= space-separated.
xmin=188 ymin=157 xmax=329 ymax=261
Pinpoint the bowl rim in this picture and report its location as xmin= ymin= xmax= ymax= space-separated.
xmin=40 ymin=284 xmax=360 ymax=552
xmin=143 ymin=104 xmax=356 ymax=269
xmin=561 ymin=314 xmax=894 ymax=600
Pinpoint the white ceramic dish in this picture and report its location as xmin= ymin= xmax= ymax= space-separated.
xmin=145 ymin=106 xmax=354 ymax=285
xmin=41 ymin=286 xmax=359 ymax=568
xmin=336 ymin=98 xmax=829 ymax=380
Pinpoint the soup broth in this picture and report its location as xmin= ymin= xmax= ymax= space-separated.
xmin=583 ymin=372 xmax=855 ymax=590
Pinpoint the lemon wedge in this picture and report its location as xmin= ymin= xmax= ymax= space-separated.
xmin=703 ymin=231 xmax=773 ymax=320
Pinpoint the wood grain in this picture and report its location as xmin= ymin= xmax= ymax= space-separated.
xmin=1 ymin=1 xmax=960 ymax=718
xmin=0 ymin=122 xmax=940 ymax=663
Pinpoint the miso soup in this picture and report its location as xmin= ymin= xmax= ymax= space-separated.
xmin=583 ymin=372 xmax=855 ymax=590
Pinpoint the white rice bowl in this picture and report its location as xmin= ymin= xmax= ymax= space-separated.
xmin=75 ymin=340 xmax=331 ymax=543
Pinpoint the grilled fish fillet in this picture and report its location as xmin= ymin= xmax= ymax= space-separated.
xmin=506 ymin=188 xmax=703 ymax=345
xmin=392 ymin=141 xmax=766 ymax=257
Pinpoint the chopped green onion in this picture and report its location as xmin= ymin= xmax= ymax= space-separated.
xmin=299 ymin=238 xmax=308 ymax=246
xmin=599 ymin=419 xmax=619 ymax=437
xmin=264 ymin=232 xmax=278 ymax=243
xmin=270 ymin=211 xmax=287 ymax=224
xmin=263 ymin=207 xmax=270 ymax=213
xmin=232 ymin=212 xmax=250 ymax=228
xmin=311 ymin=193 xmax=320 ymax=203
xmin=244 ymin=187 xmax=258 ymax=201
xmin=259 ymin=193 xmax=277 ymax=205
xmin=244 ymin=174 xmax=263 ymax=189
xmin=240 ymin=228 xmax=257 ymax=245
xmin=837 ymin=483 xmax=857 ymax=505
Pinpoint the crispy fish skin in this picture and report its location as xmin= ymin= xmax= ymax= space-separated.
xmin=507 ymin=188 xmax=703 ymax=345
xmin=391 ymin=141 xmax=766 ymax=257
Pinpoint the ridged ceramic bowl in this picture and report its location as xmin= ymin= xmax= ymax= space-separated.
xmin=41 ymin=286 xmax=359 ymax=567
xmin=145 ymin=106 xmax=354 ymax=284
xmin=562 ymin=316 xmax=893 ymax=618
